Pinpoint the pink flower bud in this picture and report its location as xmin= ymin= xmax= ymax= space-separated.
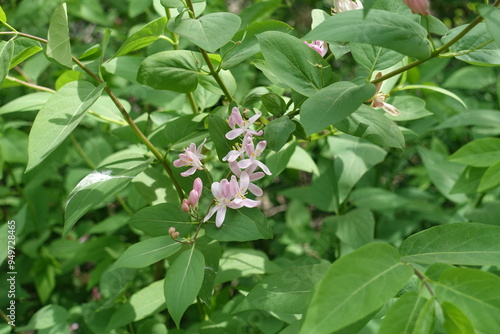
xmin=402 ymin=0 xmax=429 ymax=15
xmin=168 ymin=226 xmax=177 ymax=236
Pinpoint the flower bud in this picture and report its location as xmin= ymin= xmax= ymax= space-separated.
xmin=402 ymin=0 xmax=429 ymax=15
xmin=181 ymin=199 xmax=190 ymax=213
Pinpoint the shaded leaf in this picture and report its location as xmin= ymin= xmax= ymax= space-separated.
xmin=114 ymin=17 xmax=167 ymax=58
xmin=301 ymin=82 xmax=376 ymax=136
xmin=0 ymin=40 xmax=14 ymax=85
xmin=46 ymin=3 xmax=73 ymax=68
xmin=400 ymin=222 xmax=500 ymax=266
xmin=167 ymin=12 xmax=241 ymax=52
xmin=304 ymin=9 xmax=431 ymax=60
xmin=165 ymin=248 xmax=205 ymax=327
xmin=111 ymin=236 xmax=182 ymax=270
xmin=265 ymin=117 xmax=296 ymax=151
xmin=449 ymin=137 xmax=500 ymax=167
xmin=128 ymin=203 xmax=194 ymax=237
xmin=300 ymin=243 xmax=413 ymax=334
xmin=27 ymin=81 xmax=105 ymax=172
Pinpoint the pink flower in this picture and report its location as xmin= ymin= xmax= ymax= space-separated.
xmin=369 ymin=72 xmax=400 ymax=117
xmin=173 ymin=139 xmax=206 ymax=177
xmin=402 ymin=0 xmax=429 ymax=15
xmin=333 ymin=0 xmax=363 ymax=13
xmin=183 ymin=177 xmax=202 ymax=210
xmin=238 ymin=140 xmax=272 ymax=175
xmin=231 ymin=172 xmax=261 ymax=208
xmin=226 ymin=107 xmax=263 ymax=140
xmin=203 ymin=178 xmax=240 ymax=227
xmin=229 ymin=161 xmax=265 ymax=196
xmin=223 ymin=133 xmax=253 ymax=162
xmin=304 ymin=40 xmax=328 ymax=57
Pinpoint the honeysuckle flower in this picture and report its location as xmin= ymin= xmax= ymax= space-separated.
xmin=230 ymin=172 xmax=261 ymax=208
xmin=182 ymin=177 xmax=202 ymax=211
xmin=403 ymin=0 xmax=429 ymax=15
xmin=238 ymin=140 xmax=272 ymax=175
xmin=333 ymin=0 xmax=363 ymax=13
xmin=226 ymin=107 xmax=263 ymax=140
xmin=304 ymin=40 xmax=328 ymax=57
xmin=203 ymin=178 xmax=241 ymax=227
xmin=223 ymin=133 xmax=253 ymax=162
xmin=173 ymin=138 xmax=206 ymax=177
xmin=229 ymin=161 xmax=265 ymax=196
xmin=368 ymin=72 xmax=401 ymax=117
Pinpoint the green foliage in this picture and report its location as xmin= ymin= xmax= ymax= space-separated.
xmin=1 ymin=0 xmax=500 ymax=332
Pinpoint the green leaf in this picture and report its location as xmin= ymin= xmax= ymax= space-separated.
xmin=205 ymin=207 xmax=273 ymax=242
xmin=399 ymin=85 xmax=467 ymax=109
xmin=110 ymin=236 xmax=182 ymax=270
xmin=10 ymin=37 xmax=42 ymax=69
xmin=114 ymin=17 xmax=167 ymax=58
xmin=261 ymin=92 xmax=286 ymax=116
xmin=26 ymin=81 xmax=105 ymax=172
xmin=327 ymin=208 xmax=375 ymax=255
xmin=165 ymin=247 xmax=205 ymax=327
xmin=15 ymin=305 xmax=69 ymax=331
xmin=478 ymin=161 xmax=500 ymax=192
xmin=300 ymin=243 xmax=413 ymax=334
xmin=418 ymin=147 xmax=467 ymax=203
xmin=46 ymin=3 xmax=73 ymax=68
xmin=400 ymin=222 xmax=500 ymax=266
xmin=266 ymin=141 xmax=297 ymax=176
xmin=442 ymin=23 xmax=500 ymax=65
xmin=443 ymin=66 xmax=497 ymax=90
xmin=450 ymin=166 xmax=486 ymax=194
xmin=449 ymin=137 xmax=500 ymax=167
xmin=164 ymin=114 xmax=206 ymax=146
xmin=351 ymin=43 xmax=405 ymax=72
xmin=167 ymin=12 xmax=241 ymax=52
xmin=0 ymin=92 xmax=52 ymax=115
xmin=108 ymin=280 xmax=166 ymax=330
xmin=257 ymin=31 xmax=335 ymax=97
xmin=479 ymin=5 xmax=500 ymax=48
xmin=207 ymin=114 xmax=238 ymax=161
xmin=441 ymin=301 xmax=475 ymax=334
xmin=304 ymin=9 xmax=431 ymax=60
xmin=195 ymin=238 xmax=221 ymax=306
xmin=221 ymin=20 xmax=293 ymax=69
xmin=334 ymin=104 xmax=405 ymax=149
xmin=301 ymin=82 xmax=376 ymax=136
xmin=379 ymin=292 xmax=428 ymax=334
xmin=0 ymin=40 xmax=14 ymax=86
xmin=64 ymin=150 xmax=152 ymax=236
xmin=215 ymin=248 xmax=281 ymax=284
xmin=235 ymin=263 xmax=330 ymax=314
xmin=265 ymin=117 xmax=296 ymax=151
xmin=435 ymin=109 xmax=500 ymax=132
xmin=137 ymin=50 xmax=204 ymax=93
xmin=129 ymin=203 xmax=194 ymax=237
xmin=161 ymin=0 xmax=204 ymax=8
xmin=350 ymin=187 xmax=409 ymax=211
xmin=385 ymin=96 xmax=433 ymax=121
xmin=0 ymin=6 xmax=6 ymax=23
xmin=465 ymin=201 xmax=500 ymax=227
xmin=327 ymin=135 xmax=387 ymax=203
xmin=435 ymin=268 xmax=500 ymax=334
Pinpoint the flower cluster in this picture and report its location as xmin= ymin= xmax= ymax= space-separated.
xmin=173 ymin=107 xmax=270 ymax=229
xmin=204 ymin=107 xmax=271 ymax=227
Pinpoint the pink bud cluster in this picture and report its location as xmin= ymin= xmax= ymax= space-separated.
xmin=203 ymin=107 xmax=272 ymax=227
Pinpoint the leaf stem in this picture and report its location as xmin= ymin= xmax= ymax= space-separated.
xmin=184 ymin=0 xmax=234 ymax=103
xmin=413 ymin=267 xmax=435 ymax=296
xmin=5 ymin=75 xmax=55 ymax=93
